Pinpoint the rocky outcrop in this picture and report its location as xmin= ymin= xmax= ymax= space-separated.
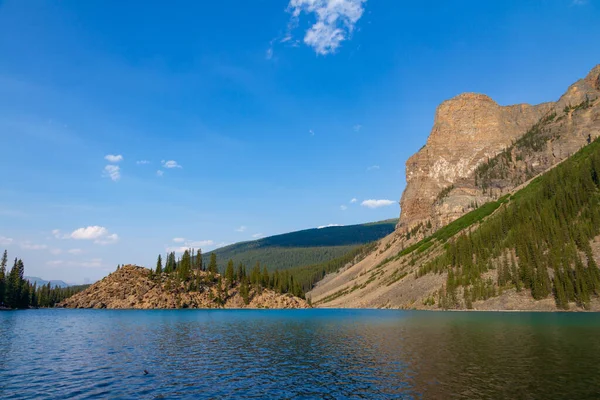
xmin=60 ymin=265 xmax=309 ymax=309
xmin=399 ymin=65 xmax=600 ymax=233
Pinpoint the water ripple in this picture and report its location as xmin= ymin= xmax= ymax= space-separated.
xmin=1 ymin=310 xmax=600 ymax=399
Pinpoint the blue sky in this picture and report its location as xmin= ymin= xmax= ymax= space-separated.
xmin=0 ymin=0 xmax=598 ymax=283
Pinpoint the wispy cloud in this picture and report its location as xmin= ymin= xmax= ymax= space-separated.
xmin=136 ymin=160 xmax=150 ymax=165
xmin=572 ymin=0 xmax=588 ymax=5
xmin=20 ymin=241 xmax=48 ymax=250
xmin=340 ymin=205 xmax=348 ymax=211
xmin=318 ymin=223 xmax=344 ymax=229
xmin=235 ymin=226 xmax=247 ymax=232
xmin=0 ymin=236 xmax=13 ymax=245
xmin=252 ymin=233 xmax=263 ymax=238
xmin=67 ymin=248 xmax=83 ymax=255
xmin=161 ymin=160 xmax=182 ymax=169
xmin=103 ymin=164 xmax=121 ymax=181
xmin=353 ymin=124 xmax=362 ymax=132
xmin=286 ymin=0 xmax=367 ymax=55
xmin=350 ymin=198 xmax=358 ymax=203
xmin=156 ymin=170 xmax=164 ymax=177
xmin=309 ymin=129 xmax=315 ymax=136
xmin=361 ymin=199 xmax=396 ymax=209
xmin=49 ymin=248 xmax=62 ymax=255
xmin=366 ymin=165 xmax=380 ymax=171
xmin=104 ymin=154 xmax=123 ymax=163
xmin=166 ymin=239 xmax=214 ymax=253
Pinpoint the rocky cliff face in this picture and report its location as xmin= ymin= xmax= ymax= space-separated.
xmin=399 ymin=65 xmax=600 ymax=233
xmin=60 ymin=265 xmax=309 ymax=309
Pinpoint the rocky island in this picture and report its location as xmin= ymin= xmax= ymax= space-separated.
xmin=60 ymin=265 xmax=308 ymax=309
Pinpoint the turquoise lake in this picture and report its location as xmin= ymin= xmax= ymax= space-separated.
xmin=1 ymin=309 xmax=599 ymax=399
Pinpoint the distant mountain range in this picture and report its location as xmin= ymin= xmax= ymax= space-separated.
xmin=203 ymin=219 xmax=398 ymax=271
xmin=24 ymin=276 xmax=71 ymax=288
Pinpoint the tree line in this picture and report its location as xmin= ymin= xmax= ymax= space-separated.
xmin=0 ymin=250 xmax=88 ymax=309
xmin=149 ymin=249 xmax=305 ymax=305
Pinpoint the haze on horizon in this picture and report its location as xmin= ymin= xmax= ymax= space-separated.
xmin=1 ymin=0 xmax=598 ymax=283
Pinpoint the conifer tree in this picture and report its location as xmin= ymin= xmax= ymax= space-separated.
xmin=208 ymin=253 xmax=218 ymax=275
xmin=195 ymin=249 xmax=203 ymax=271
xmin=0 ymin=249 xmax=7 ymax=306
xmin=156 ymin=254 xmax=163 ymax=274
xmin=240 ymin=277 xmax=250 ymax=305
xmin=225 ymin=260 xmax=235 ymax=287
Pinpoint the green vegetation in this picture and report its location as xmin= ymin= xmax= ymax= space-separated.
xmin=0 ymin=250 xmax=89 ymax=309
xmin=204 ymin=219 xmax=397 ymax=271
xmin=420 ymin=137 xmax=600 ymax=309
xmin=285 ymin=242 xmax=377 ymax=293
xmin=153 ymin=249 xmax=305 ymax=303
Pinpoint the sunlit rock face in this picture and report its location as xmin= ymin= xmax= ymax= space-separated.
xmin=398 ymin=65 xmax=600 ymax=233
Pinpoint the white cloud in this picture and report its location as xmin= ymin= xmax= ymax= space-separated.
xmin=252 ymin=233 xmax=263 ymax=238
xmin=103 ymin=164 xmax=121 ymax=181
xmin=71 ymin=226 xmax=108 ymax=240
xmin=235 ymin=226 xmax=247 ymax=232
xmin=350 ymin=198 xmax=357 ymax=203
xmin=67 ymin=248 xmax=83 ymax=255
xmin=366 ymin=165 xmax=380 ymax=171
xmin=266 ymin=47 xmax=274 ymax=60
xmin=20 ymin=242 xmax=48 ymax=250
xmin=156 ymin=170 xmax=164 ymax=177
xmin=69 ymin=226 xmax=119 ymax=245
xmin=309 ymin=129 xmax=315 ymax=136
xmin=162 ymin=160 xmax=182 ymax=169
xmin=340 ymin=205 xmax=348 ymax=211
xmin=104 ymin=154 xmax=123 ymax=163
xmin=49 ymin=248 xmax=62 ymax=255
xmin=318 ymin=223 xmax=344 ymax=229
xmin=172 ymin=237 xmax=186 ymax=243
xmin=353 ymin=124 xmax=362 ymax=132
xmin=51 ymin=229 xmax=63 ymax=239
xmin=287 ymin=0 xmax=367 ymax=55
xmin=361 ymin=199 xmax=396 ymax=209
xmin=136 ymin=160 xmax=150 ymax=165
xmin=46 ymin=260 xmax=64 ymax=266
xmin=0 ymin=236 xmax=13 ymax=245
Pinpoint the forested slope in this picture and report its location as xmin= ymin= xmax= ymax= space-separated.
xmin=204 ymin=219 xmax=397 ymax=271
xmin=311 ymin=138 xmax=600 ymax=310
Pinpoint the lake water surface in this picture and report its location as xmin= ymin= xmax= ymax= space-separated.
xmin=1 ymin=309 xmax=599 ymax=399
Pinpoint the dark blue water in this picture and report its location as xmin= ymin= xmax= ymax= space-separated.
xmin=1 ymin=309 xmax=600 ymax=399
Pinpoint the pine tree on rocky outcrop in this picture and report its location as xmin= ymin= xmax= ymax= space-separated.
xmin=179 ymin=250 xmax=192 ymax=281
xmin=156 ymin=254 xmax=163 ymax=274
xmin=240 ymin=277 xmax=250 ymax=305
xmin=194 ymin=249 xmax=203 ymax=271
xmin=208 ymin=253 xmax=218 ymax=275
xmin=225 ymin=260 xmax=234 ymax=287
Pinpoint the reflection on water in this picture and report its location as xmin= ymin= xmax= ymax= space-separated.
xmin=1 ymin=309 xmax=599 ymax=399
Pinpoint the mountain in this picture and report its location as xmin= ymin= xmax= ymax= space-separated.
xmin=60 ymin=265 xmax=308 ymax=309
xmin=24 ymin=276 xmax=71 ymax=288
xmin=399 ymin=64 xmax=600 ymax=234
xmin=309 ymin=65 xmax=600 ymax=311
xmin=203 ymin=219 xmax=398 ymax=272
